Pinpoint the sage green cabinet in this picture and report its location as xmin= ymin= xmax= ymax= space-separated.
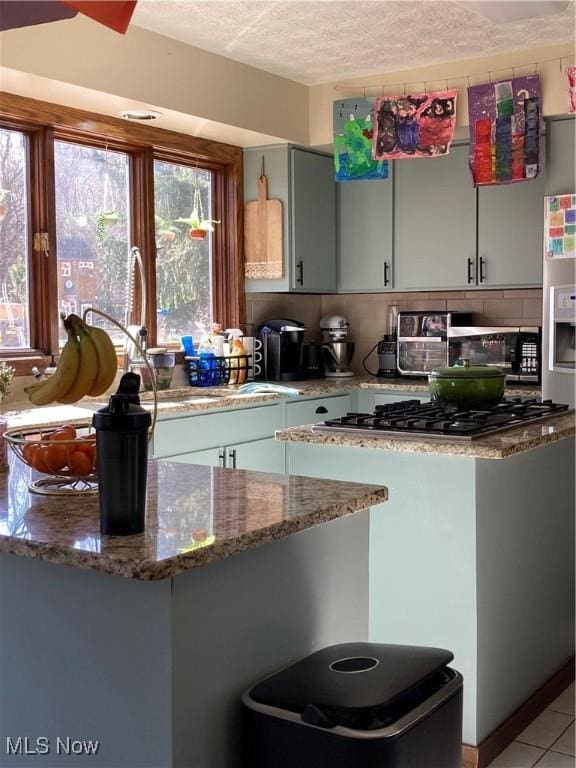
xmin=291 ymin=148 xmax=337 ymax=292
xmin=338 ymin=165 xmax=394 ymax=292
xmin=170 ymin=437 xmax=286 ymax=474
xmin=545 ymin=117 xmax=575 ymax=195
xmin=394 ymin=144 xmax=477 ymax=290
xmin=244 ymin=145 xmax=337 ymax=294
xmin=477 ymin=173 xmax=545 ymax=287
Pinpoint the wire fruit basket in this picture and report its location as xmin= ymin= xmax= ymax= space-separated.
xmin=186 ymin=354 xmax=251 ymax=387
xmin=4 ymin=423 xmax=98 ymax=495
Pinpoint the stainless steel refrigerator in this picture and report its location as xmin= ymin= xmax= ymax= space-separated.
xmin=542 ymin=195 xmax=576 ymax=407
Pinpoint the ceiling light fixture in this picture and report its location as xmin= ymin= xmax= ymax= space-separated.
xmin=459 ymin=1 xmax=570 ymax=23
xmin=119 ymin=109 xmax=163 ymax=121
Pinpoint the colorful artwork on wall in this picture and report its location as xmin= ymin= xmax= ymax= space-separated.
xmin=468 ymin=75 xmax=541 ymax=186
xmin=544 ymin=194 xmax=576 ymax=259
xmin=566 ymin=65 xmax=576 ymax=114
xmin=371 ymin=90 xmax=457 ymax=160
xmin=333 ymin=99 xmax=388 ymax=181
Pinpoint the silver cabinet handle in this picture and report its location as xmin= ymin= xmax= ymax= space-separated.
xmin=296 ymin=259 xmax=304 ymax=286
xmin=467 ymin=258 xmax=474 ymax=285
xmin=479 ymin=256 xmax=486 ymax=283
xmin=227 ymin=448 xmax=237 ymax=469
xmin=384 ymin=261 xmax=390 ymax=287
xmin=218 ymin=449 xmax=226 ymax=468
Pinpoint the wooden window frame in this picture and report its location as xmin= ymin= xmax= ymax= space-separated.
xmin=0 ymin=92 xmax=244 ymax=374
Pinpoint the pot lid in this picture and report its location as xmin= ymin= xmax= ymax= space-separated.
xmin=430 ymin=359 xmax=505 ymax=379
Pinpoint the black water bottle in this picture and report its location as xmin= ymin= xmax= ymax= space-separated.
xmin=93 ymin=373 xmax=152 ymax=536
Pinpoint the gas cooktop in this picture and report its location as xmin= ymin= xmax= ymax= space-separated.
xmin=312 ymin=399 xmax=572 ymax=441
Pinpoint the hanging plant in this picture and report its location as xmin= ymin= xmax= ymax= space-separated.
xmin=0 ymin=189 xmax=10 ymax=223
xmin=174 ymin=166 xmax=219 ymax=240
xmin=95 ymin=152 xmax=121 ymax=241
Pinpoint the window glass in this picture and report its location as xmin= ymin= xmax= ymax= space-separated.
xmin=0 ymin=128 xmax=30 ymax=349
xmin=153 ymin=160 xmax=213 ymax=344
xmin=54 ymin=141 xmax=131 ymax=344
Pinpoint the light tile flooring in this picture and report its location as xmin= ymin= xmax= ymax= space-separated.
xmin=487 ymin=683 xmax=575 ymax=768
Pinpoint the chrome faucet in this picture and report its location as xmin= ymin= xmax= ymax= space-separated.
xmin=124 ymin=246 xmax=148 ymax=373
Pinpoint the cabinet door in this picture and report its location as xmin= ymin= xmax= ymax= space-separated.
xmin=477 ymin=173 xmax=545 ymax=287
xmin=244 ymin=145 xmax=291 ymax=293
xmin=545 ymin=118 xmax=575 ymax=195
xmin=168 ymin=447 xmax=224 ymax=467
xmin=374 ymin=392 xmax=430 ymax=406
xmin=285 ymin=395 xmax=352 ymax=427
xmin=290 ymin=149 xmax=337 ymax=292
xmin=394 ymin=144 xmax=476 ymax=290
xmin=339 ymin=166 xmax=394 ymax=291
xmin=227 ymin=437 xmax=286 ymax=474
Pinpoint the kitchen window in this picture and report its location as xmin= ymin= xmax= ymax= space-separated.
xmin=0 ymin=93 xmax=243 ymax=371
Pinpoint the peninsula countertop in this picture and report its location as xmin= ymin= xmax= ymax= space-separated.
xmin=0 ymin=457 xmax=388 ymax=580
xmin=276 ymin=413 xmax=575 ymax=459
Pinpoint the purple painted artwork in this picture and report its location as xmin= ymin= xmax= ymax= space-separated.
xmin=372 ymin=90 xmax=458 ymax=160
xmin=468 ymin=75 xmax=541 ymax=186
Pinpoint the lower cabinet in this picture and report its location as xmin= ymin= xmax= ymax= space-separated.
xmin=167 ymin=437 xmax=286 ymax=474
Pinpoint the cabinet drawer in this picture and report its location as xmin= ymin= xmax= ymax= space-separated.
xmin=153 ymin=405 xmax=284 ymax=458
xmin=374 ymin=392 xmax=430 ymax=406
xmin=285 ymin=395 xmax=351 ymax=427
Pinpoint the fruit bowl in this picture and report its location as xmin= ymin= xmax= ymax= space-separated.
xmin=4 ymin=423 xmax=98 ymax=495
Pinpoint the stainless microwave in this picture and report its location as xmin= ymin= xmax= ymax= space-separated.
xmin=448 ymin=326 xmax=541 ymax=383
xmin=397 ymin=312 xmax=472 ymax=376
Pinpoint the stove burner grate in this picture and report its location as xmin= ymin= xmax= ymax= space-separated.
xmin=316 ymin=398 xmax=571 ymax=440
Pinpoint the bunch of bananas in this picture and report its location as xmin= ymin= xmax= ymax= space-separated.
xmin=25 ymin=315 xmax=118 ymax=406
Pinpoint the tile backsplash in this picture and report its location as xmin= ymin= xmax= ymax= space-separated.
xmin=245 ymin=288 xmax=543 ymax=375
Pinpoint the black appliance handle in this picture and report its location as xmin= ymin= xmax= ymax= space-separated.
xmin=384 ymin=261 xmax=390 ymax=287
xmin=467 ymin=258 xmax=474 ymax=284
xmin=315 ymin=406 xmax=328 ymax=414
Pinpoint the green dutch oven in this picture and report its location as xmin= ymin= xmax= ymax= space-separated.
xmin=428 ymin=359 xmax=506 ymax=410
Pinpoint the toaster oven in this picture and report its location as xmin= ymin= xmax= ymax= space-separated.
xmin=397 ymin=312 xmax=472 ymax=376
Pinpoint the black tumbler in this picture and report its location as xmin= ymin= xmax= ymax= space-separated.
xmin=92 ymin=373 xmax=152 ymax=536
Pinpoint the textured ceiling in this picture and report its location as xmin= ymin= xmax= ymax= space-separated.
xmin=133 ymin=0 xmax=575 ymax=86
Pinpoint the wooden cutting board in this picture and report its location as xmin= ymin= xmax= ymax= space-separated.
xmin=245 ymin=174 xmax=283 ymax=279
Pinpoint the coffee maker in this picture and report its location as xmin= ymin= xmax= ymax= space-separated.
xmin=256 ymin=319 xmax=306 ymax=381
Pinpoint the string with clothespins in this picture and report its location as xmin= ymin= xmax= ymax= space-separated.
xmin=333 ymin=54 xmax=575 ymax=97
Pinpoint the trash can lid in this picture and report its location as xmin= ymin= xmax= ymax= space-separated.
xmin=249 ymin=643 xmax=454 ymax=724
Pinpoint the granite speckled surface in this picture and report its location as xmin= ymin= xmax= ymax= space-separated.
xmin=0 ymin=377 xmax=541 ymax=431
xmin=0 ymin=457 xmax=387 ymax=580
xmin=276 ymin=413 xmax=575 ymax=459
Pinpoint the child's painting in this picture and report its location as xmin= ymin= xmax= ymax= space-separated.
xmin=545 ymin=194 xmax=576 ymax=259
xmin=372 ymin=90 xmax=457 ymax=160
xmin=566 ymin=65 xmax=576 ymax=114
xmin=468 ymin=75 xmax=541 ymax=186
xmin=333 ymin=99 xmax=388 ymax=181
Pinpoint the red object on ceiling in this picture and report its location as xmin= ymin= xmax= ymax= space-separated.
xmin=0 ymin=1 xmax=78 ymax=32
xmin=60 ymin=0 xmax=138 ymax=34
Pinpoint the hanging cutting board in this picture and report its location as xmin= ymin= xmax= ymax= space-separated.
xmin=245 ymin=173 xmax=283 ymax=279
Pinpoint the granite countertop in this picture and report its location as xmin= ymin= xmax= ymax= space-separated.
xmin=0 ymin=377 xmax=541 ymax=431
xmin=276 ymin=413 xmax=575 ymax=460
xmin=0 ymin=456 xmax=388 ymax=580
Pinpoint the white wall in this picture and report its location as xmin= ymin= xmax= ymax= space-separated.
xmin=0 ymin=15 xmax=309 ymax=146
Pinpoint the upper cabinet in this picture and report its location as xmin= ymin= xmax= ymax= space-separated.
xmin=394 ymin=144 xmax=477 ymax=290
xmin=545 ymin=118 xmax=575 ymax=195
xmin=290 ymin=148 xmax=337 ymax=292
xmin=245 ymin=119 xmax=574 ymax=295
xmin=477 ymin=173 xmax=545 ymax=287
xmin=244 ymin=146 xmax=336 ymax=294
xmin=338 ymin=164 xmax=394 ymax=292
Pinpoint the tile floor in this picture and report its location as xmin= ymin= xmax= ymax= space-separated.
xmin=487 ymin=682 xmax=575 ymax=767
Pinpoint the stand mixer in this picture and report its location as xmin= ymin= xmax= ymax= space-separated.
xmin=320 ymin=315 xmax=355 ymax=378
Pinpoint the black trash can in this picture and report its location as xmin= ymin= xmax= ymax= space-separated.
xmin=242 ymin=642 xmax=463 ymax=768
